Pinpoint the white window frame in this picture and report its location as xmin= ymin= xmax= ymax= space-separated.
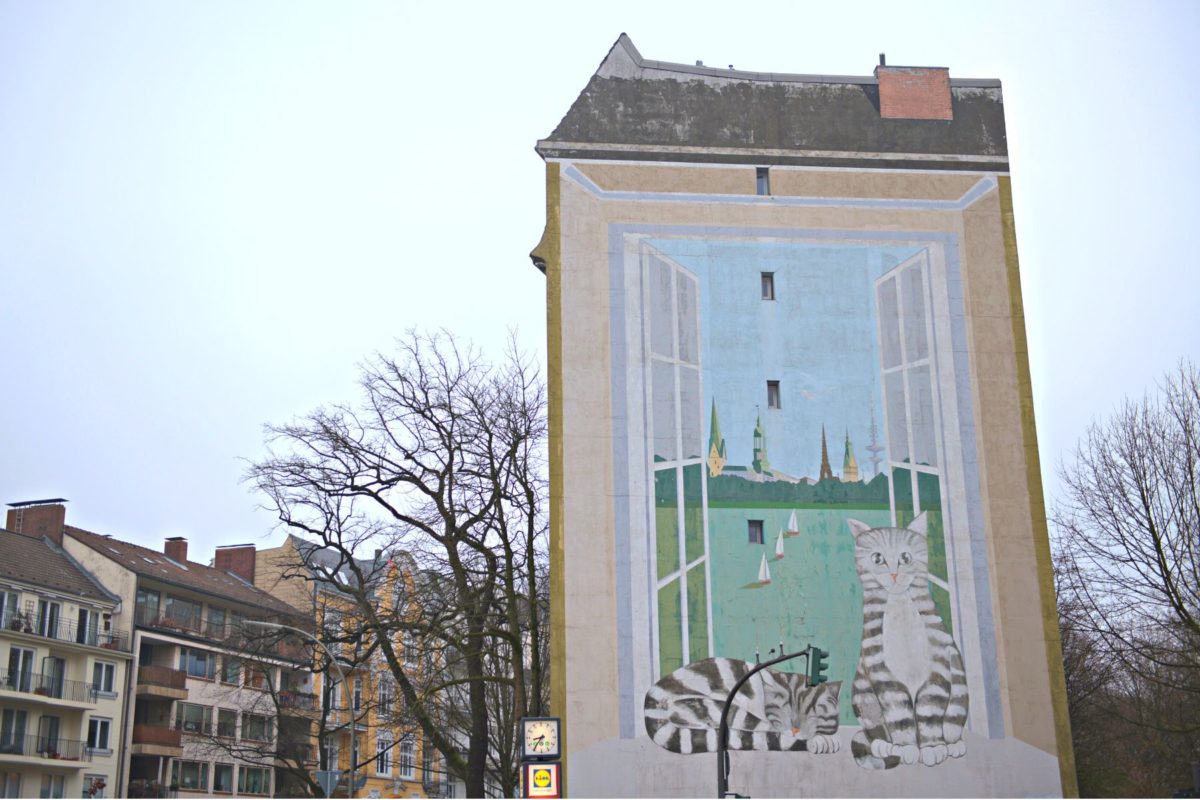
xmin=398 ymin=735 xmax=415 ymax=779
xmin=92 ymin=661 xmax=116 ymax=695
xmin=86 ymin=717 xmax=111 ymax=752
xmin=376 ymin=733 xmax=393 ymax=776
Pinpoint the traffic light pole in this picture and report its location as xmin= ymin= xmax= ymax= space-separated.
xmin=716 ymin=646 xmax=812 ymax=799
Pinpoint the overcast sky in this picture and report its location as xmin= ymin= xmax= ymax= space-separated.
xmin=2 ymin=0 xmax=1197 ymax=562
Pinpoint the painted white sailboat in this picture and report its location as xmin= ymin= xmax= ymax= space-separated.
xmin=784 ymin=509 xmax=800 ymax=536
xmin=758 ymin=553 xmax=772 ymax=584
xmin=774 ymin=530 xmax=785 ymax=559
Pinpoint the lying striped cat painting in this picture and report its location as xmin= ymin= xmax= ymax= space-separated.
xmin=644 ymin=657 xmax=842 ymax=754
xmin=847 ymin=513 xmax=968 ymax=769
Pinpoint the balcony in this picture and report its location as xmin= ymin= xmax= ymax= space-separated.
xmin=278 ymin=689 xmax=319 ymax=717
xmin=0 ymin=734 xmax=90 ymax=767
xmin=135 ymin=665 xmax=188 ymax=700
xmin=130 ymin=724 xmax=182 ymax=757
xmin=3 ymin=609 xmax=130 ymax=652
xmin=0 ymin=667 xmax=96 ymax=706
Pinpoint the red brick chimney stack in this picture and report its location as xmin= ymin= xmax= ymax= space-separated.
xmin=875 ymin=64 xmax=953 ymax=121
xmin=215 ymin=544 xmax=256 ymax=584
xmin=6 ymin=500 xmax=67 ymax=546
xmin=164 ymin=536 xmax=188 ymax=563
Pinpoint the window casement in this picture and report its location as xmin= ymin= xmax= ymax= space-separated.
xmin=242 ymin=713 xmax=272 ymax=742
xmin=761 ymin=272 xmax=775 ymax=300
xmin=216 ymin=709 xmax=236 ymax=738
xmin=6 ymin=647 xmax=35 ymax=692
xmin=220 ymin=655 xmax=240 ymax=685
xmin=91 ymin=661 xmax=116 ymax=695
xmin=755 ymin=166 xmax=770 ymax=196
xmin=376 ymin=734 xmax=393 ymax=775
xmin=178 ymin=647 xmax=215 ymax=679
xmin=172 ymin=760 xmax=208 ymax=792
xmin=352 ymin=678 xmax=362 ymax=711
xmin=213 ymin=764 xmax=234 ymax=794
xmin=174 ymin=702 xmax=212 ymax=735
xmin=86 ymin=717 xmax=111 ymax=752
xmin=747 ymin=520 xmax=764 ymax=545
xmin=39 ymin=774 xmax=64 ymax=799
xmin=766 ymin=380 xmax=781 ymax=409
xmin=237 ymin=766 xmax=270 ymax=796
xmin=399 ymin=735 xmax=416 ymax=779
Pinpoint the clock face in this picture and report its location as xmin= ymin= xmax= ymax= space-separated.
xmin=522 ymin=718 xmax=560 ymax=759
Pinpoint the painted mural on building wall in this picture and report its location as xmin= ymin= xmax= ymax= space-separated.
xmin=637 ymin=233 xmax=978 ymax=769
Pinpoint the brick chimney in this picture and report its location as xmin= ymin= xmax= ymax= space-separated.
xmin=875 ymin=64 xmax=953 ymax=121
xmin=164 ymin=536 xmax=188 ymax=563
xmin=215 ymin=544 xmax=256 ymax=584
xmin=6 ymin=499 xmax=67 ymax=546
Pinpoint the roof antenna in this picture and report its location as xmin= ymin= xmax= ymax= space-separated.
xmin=879 ymin=53 xmax=886 ymax=66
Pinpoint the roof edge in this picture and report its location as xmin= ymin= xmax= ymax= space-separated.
xmin=596 ymin=34 xmax=1000 ymax=88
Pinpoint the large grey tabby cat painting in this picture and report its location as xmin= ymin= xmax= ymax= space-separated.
xmin=848 ymin=513 xmax=968 ymax=769
xmin=644 ymin=657 xmax=841 ymax=755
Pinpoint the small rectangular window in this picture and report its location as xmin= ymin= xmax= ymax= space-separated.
xmin=86 ymin=718 xmax=111 ymax=751
xmin=213 ymin=764 xmax=234 ymax=794
xmin=756 ymin=167 xmax=770 ymax=196
xmin=747 ymin=520 xmax=764 ymax=545
xmin=767 ymin=381 xmax=781 ymax=409
xmin=92 ymin=661 xmax=116 ymax=694
xmin=761 ymin=272 xmax=775 ymax=300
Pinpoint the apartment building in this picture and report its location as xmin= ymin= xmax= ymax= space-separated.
xmin=2 ymin=502 xmax=319 ymax=799
xmin=1 ymin=503 xmax=132 ymax=800
xmin=258 ymin=535 xmax=450 ymax=799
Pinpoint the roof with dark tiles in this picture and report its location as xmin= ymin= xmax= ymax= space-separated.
xmin=0 ymin=528 xmax=114 ymax=603
xmin=537 ymin=34 xmax=1008 ymax=170
xmin=67 ymin=525 xmax=301 ymax=617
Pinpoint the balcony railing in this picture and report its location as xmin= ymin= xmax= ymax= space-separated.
xmin=3 ymin=609 xmax=130 ymax=652
xmin=278 ymin=690 xmax=318 ymax=711
xmin=0 ymin=733 xmax=90 ymax=761
xmin=133 ymin=608 xmax=313 ymax=663
xmin=131 ymin=724 xmax=181 ymax=748
xmin=136 ymin=665 xmax=187 ymax=690
xmin=127 ymin=780 xmax=169 ymax=799
xmin=0 ymin=667 xmax=96 ymax=703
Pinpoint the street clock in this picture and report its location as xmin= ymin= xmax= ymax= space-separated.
xmin=520 ymin=716 xmax=561 ymax=761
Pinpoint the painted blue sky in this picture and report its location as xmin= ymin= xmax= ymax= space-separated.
xmin=650 ymin=237 xmax=923 ymax=478
xmin=1 ymin=1 xmax=1197 ymax=560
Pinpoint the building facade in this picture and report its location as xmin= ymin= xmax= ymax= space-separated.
xmin=533 ymin=36 xmax=1074 ymax=797
xmin=1 ymin=507 xmax=132 ymax=800
xmin=257 ymin=535 xmax=450 ymax=799
xmin=3 ymin=502 xmax=318 ymax=799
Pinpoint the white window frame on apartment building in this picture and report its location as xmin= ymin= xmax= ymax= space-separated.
xmin=376 ymin=732 xmax=393 ymax=776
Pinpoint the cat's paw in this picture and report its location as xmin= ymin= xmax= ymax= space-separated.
xmin=807 ymin=734 xmax=840 ymax=754
xmin=920 ymin=744 xmax=948 ymax=766
xmin=946 ymin=740 xmax=966 ymax=758
xmin=870 ymin=739 xmax=892 ymax=759
xmin=895 ymin=744 xmax=919 ymax=765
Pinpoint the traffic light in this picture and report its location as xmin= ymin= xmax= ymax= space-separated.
xmin=808 ymin=646 xmax=830 ymax=685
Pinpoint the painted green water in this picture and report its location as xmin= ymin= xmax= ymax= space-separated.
xmin=706 ymin=506 xmax=891 ymax=723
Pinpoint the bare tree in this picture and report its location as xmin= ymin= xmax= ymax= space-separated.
xmin=247 ymin=330 xmax=548 ymax=798
xmin=1054 ymin=361 xmax=1200 ymax=795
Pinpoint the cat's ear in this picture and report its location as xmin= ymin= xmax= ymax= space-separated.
xmin=909 ymin=511 xmax=928 ymax=537
xmin=847 ymin=518 xmax=872 ymax=538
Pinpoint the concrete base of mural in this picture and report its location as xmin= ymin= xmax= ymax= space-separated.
xmin=567 ymin=731 xmax=1063 ymax=798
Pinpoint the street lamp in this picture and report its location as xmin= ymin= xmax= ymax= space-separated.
xmin=243 ymin=620 xmax=355 ymax=799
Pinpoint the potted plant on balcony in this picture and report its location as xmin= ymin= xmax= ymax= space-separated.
xmin=33 ymin=686 xmax=50 ymax=696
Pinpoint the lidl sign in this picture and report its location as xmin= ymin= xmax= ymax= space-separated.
xmin=523 ymin=762 xmax=561 ymax=799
